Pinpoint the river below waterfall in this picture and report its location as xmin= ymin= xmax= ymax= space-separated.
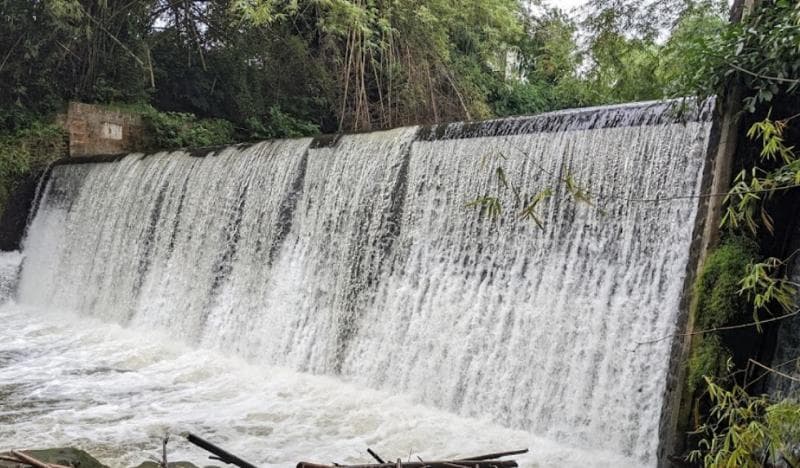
xmin=0 ymin=300 xmax=638 ymax=467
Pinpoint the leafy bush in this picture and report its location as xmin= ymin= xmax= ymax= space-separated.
xmin=675 ymin=0 xmax=800 ymax=113
xmin=139 ymin=107 xmax=236 ymax=150
xmin=244 ymin=107 xmax=320 ymax=140
xmin=0 ymin=122 xmax=67 ymax=218
xmin=141 ymin=105 xmax=319 ymax=150
xmin=690 ymin=378 xmax=800 ymax=467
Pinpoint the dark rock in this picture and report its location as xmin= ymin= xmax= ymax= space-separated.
xmin=0 ymin=447 xmax=108 ymax=468
xmin=132 ymin=462 xmax=217 ymax=468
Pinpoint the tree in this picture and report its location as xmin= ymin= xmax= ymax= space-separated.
xmin=0 ymin=0 xmax=153 ymax=129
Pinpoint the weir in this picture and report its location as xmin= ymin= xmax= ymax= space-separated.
xmin=13 ymin=100 xmax=716 ymax=466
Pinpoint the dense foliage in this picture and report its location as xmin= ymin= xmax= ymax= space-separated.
xmin=0 ymin=0 xmax=730 ymax=137
xmin=0 ymin=124 xmax=66 ymax=219
xmin=690 ymin=378 xmax=800 ymax=467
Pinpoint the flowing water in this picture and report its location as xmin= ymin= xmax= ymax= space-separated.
xmin=0 ymin=251 xmax=21 ymax=303
xmin=3 ymin=100 xmax=714 ymax=467
xmin=0 ymin=302 xmax=635 ymax=467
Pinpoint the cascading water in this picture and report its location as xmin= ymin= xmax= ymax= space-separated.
xmin=4 ymin=100 xmax=715 ymax=467
xmin=0 ymin=251 xmax=22 ymax=302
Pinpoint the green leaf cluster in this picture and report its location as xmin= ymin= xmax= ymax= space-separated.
xmin=690 ymin=378 xmax=800 ymax=467
xmin=140 ymin=109 xmax=235 ymax=150
xmin=0 ymin=123 xmax=67 ymax=218
xmin=673 ymin=0 xmax=800 ymax=110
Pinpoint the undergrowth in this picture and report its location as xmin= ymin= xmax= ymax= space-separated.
xmin=0 ymin=122 xmax=67 ymax=219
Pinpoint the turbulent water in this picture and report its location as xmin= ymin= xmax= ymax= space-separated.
xmin=6 ymin=100 xmax=714 ymax=466
xmin=0 ymin=302 xmax=635 ymax=467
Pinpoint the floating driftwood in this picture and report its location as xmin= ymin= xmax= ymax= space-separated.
xmin=185 ymin=433 xmax=257 ymax=468
xmin=296 ymin=448 xmax=528 ymax=468
xmin=297 ymin=461 xmax=519 ymax=468
xmin=184 ymin=431 xmax=526 ymax=468
xmin=0 ymin=450 xmax=72 ymax=468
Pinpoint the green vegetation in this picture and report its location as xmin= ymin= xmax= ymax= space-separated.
xmin=687 ymin=334 xmax=729 ymax=396
xmin=140 ymin=109 xmax=235 ymax=150
xmin=687 ymin=237 xmax=759 ymax=394
xmin=689 ymin=379 xmax=800 ymax=467
xmin=0 ymin=0 xmax=728 ymax=137
xmin=693 ymin=238 xmax=759 ymax=333
xmin=0 ymin=123 xmax=67 ymax=218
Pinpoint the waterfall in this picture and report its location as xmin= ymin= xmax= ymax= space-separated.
xmin=0 ymin=251 xmax=22 ymax=303
xmin=17 ymin=100 xmax=714 ymax=465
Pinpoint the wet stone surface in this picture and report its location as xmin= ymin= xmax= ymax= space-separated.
xmin=0 ymin=448 xmax=108 ymax=468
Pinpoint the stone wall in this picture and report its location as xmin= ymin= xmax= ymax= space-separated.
xmin=61 ymin=102 xmax=146 ymax=156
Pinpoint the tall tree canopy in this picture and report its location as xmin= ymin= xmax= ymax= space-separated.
xmin=0 ymin=0 xmax=731 ymax=136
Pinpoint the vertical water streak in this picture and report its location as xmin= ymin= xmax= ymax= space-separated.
xmin=243 ymin=127 xmax=418 ymax=372
xmin=20 ymin=140 xmax=311 ymax=337
xmin=0 ymin=252 xmax=22 ymax=303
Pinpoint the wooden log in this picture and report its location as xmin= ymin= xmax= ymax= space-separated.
xmin=367 ymin=449 xmax=385 ymax=464
xmin=296 ymin=460 xmax=518 ymax=468
xmin=296 ymin=448 xmax=527 ymax=468
xmin=185 ymin=433 xmax=257 ymax=468
xmin=455 ymin=449 xmax=528 ymax=462
xmin=430 ymin=462 xmax=470 ymax=468
xmin=8 ymin=451 xmax=71 ymax=468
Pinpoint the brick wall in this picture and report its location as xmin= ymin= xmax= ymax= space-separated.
xmin=63 ymin=102 xmax=147 ymax=157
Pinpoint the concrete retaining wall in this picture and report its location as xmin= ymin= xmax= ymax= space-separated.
xmin=60 ymin=102 xmax=146 ymax=157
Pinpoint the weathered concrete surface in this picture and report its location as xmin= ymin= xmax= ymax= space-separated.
xmin=0 ymin=448 xmax=108 ymax=468
xmin=59 ymin=102 xmax=146 ymax=157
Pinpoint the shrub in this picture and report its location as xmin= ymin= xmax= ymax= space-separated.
xmin=140 ymin=108 xmax=236 ymax=150
xmin=244 ymin=106 xmax=320 ymax=140
xmin=0 ymin=122 xmax=67 ymax=218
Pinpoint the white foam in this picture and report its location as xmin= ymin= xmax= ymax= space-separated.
xmin=0 ymin=251 xmax=22 ymax=303
xmin=0 ymin=303 xmax=638 ymax=467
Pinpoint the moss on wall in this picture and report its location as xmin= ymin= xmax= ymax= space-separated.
xmin=686 ymin=236 xmax=759 ymax=393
